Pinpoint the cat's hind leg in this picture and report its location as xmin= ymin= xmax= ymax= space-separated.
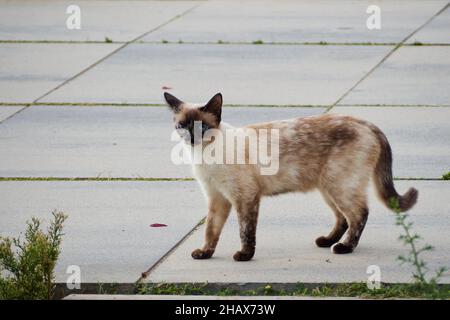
xmin=320 ymin=153 xmax=373 ymax=254
xmin=192 ymin=191 xmax=231 ymax=259
xmin=315 ymin=192 xmax=348 ymax=248
xmin=329 ymin=195 xmax=369 ymax=254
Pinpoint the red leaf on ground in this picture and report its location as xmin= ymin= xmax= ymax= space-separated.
xmin=150 ymin=223 xmax=168 ymax=227
xmin=161 ymin=86 xmax=172 ymax=90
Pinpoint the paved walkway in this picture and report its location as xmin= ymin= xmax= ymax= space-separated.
xmin=0 ymin=1 xmax=449 ymax=287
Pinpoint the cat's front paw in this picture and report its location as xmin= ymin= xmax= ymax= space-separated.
xmin=233 ymin=250 xmax=254 ymax=261
xmin=191 ymin=248 xmax=214 ymax=259
xmin=315 ymin=236 xmax=338 ymax=247
xmin=332 ymin=243 xmax=354 ymax=254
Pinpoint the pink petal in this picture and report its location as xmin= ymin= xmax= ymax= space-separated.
xmin=150 ymin=223 xmax=168 ymax=228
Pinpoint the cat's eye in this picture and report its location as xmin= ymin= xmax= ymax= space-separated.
xmin=175 ymin=122 xmax=184 ymax=129
xmin=202 ymin=123 xmax=209 ymax=131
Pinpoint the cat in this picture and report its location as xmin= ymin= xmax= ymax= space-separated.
xmin=165 ymin=92 xmax=418 ymax=261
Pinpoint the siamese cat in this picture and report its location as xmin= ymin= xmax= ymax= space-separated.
xmin=165 ymin=92 xmax=418 ymax=261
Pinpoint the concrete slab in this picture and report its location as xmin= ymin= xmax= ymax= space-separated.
xmin=0 ymin=106 xmax=25 ymax=122
xmin=143 ymin=0 xmax=448 ymax=44
xmin=0 ymin=105 xmax=325 ymax=178
xmin=0 ymin=0 xmax=199 ymax=42
xmin=145 ymin=181 xmax=450 ymax=284
xmin=330 ymin=106 xmax=450 ymax=179
xmin=0 ymin=43 xmax=121 ymax=103
xmin=41 ymin=44 xmax=392 ymax=105
xmin=0 ymin=180 xmax=204 ymax=283
xmin=339 ymin=47 xmax=450 ymax=106
xmin=407 ymin=6 xmax=450 ymax=44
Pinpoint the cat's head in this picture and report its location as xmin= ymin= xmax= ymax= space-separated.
xmin=164 ymin=92 xmax=222 ymax=145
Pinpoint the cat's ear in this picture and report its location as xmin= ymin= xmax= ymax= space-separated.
xmin=164 ymin=92 xmax=183 ymax=113
xmin=200 ymin=93 xmax=222 ymax=123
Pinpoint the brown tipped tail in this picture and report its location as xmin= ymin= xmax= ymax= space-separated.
xmin=371 ymin=125 xmax=418 ymax=212
xmin=397 ymin=187 xmax=419 ymax=211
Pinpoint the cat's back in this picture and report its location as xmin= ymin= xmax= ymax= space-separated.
xmin=245 ymin=113 xmax=375 ymax=141
xmin=246 ymin=113 xmax=367 ymax=129
xmin=245 ymin=113 xmax=381 ymax=168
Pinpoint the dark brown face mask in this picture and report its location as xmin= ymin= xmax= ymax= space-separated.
xmin=165 ymin=92 xmax=223 ymax=145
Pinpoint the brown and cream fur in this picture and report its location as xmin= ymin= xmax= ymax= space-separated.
xmin=165 ymin=92 xmax=418 ymax=261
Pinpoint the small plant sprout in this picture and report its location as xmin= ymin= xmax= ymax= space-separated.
xmin=442 ymin=171 xmax=450 ymax=180
xmin=252 ymin=40 xmax=264 ymax=45
xmin=104 ymin=36 xmax=112 ymax=43
xmin=389 ymin=197 xmax=447 ymax=287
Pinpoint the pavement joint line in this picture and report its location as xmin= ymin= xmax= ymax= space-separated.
xmin=0 ymin=40 xmax=126 ymax=44
xmin=143 ymin=41 xmax=449 ymax=47
xmin=335 ymin=104 xmax=450 ymax=108
xmin=1 ymin=40 xmax=449 ymax=46
xmin=138 ymin=216 xmax=206 ymax=283
xmin=394 ymin=178 xmax=447 ymax=181
xmin=330 ymin=2 xmax=450 ymax=109
xmin=30 ymin=2 xmax=205 ymax=105
xmin=0 ymin=102 xmax=328 ymax=108
xmin=0 ymin=177 xmax=445 ymax=182
xmin=138 ymin=41 xmax=449 ymax=47
xmin=3 ymin=103 xmax=449 ymax=108
xmin=0 ymin=177 xmax=194 ymax=182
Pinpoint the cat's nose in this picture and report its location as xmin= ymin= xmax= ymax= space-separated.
xmin=191 ymin=135 xmax=203 ymax=145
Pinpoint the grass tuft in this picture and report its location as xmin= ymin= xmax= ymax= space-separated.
xmin=135 ymin=282 xmax=449 ymax=299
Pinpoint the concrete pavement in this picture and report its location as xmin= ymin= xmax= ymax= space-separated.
xmin=142 ymin=0 xmax=448 ymax=44
xmin=0 ymin=0 xmax=199 ymax=42
xmin=145 ymin=181 xmax=450 ymax=284
xmin=0 ymin=0 xmax=448 ymax=292
xmin=0 ymin=180 xmax=205 ymax=283
xmin=38 ymin=44 xmax=392 ymax=105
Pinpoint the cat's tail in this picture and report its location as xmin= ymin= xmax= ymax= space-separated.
xmin=371 ymin=125 xmax=418 ymax=212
